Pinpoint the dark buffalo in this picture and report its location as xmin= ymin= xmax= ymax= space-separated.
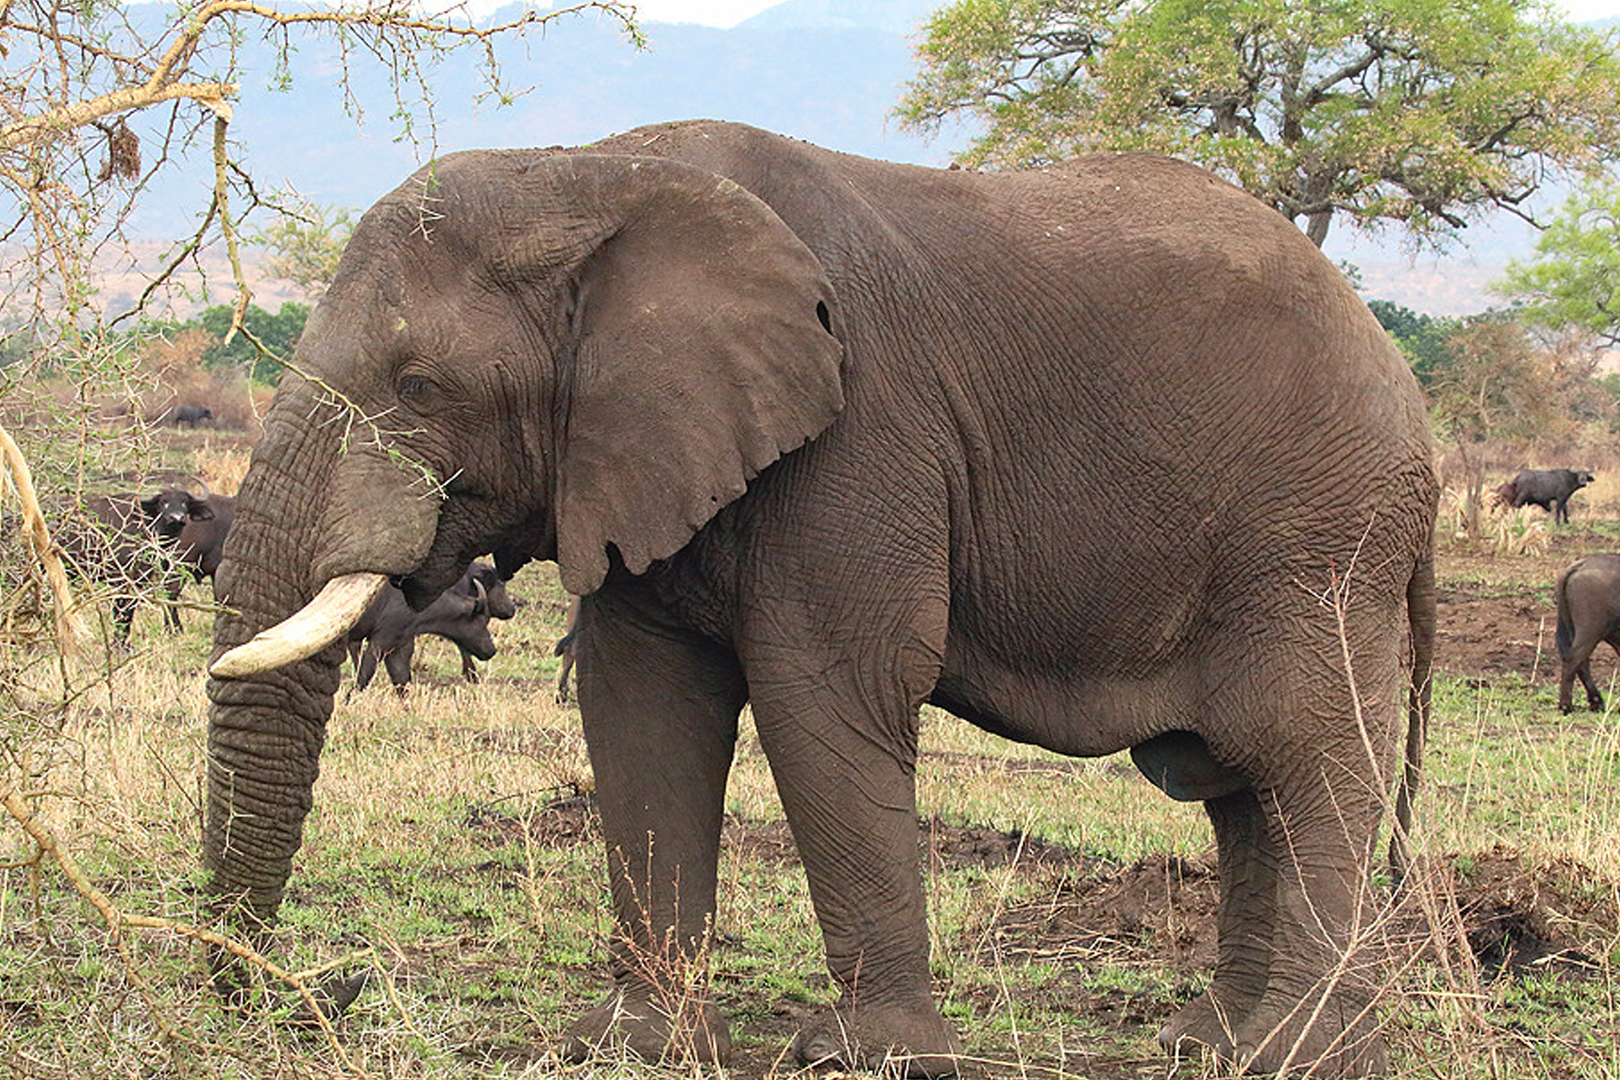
xmin=1496 ymin=468 xmax=1595 ymax=524
xmin=61 ymin=487 xmax=214 ymax=638
xmin=163 ymin=495 xmax=237 ymax=628
xmin=173 ymin=403 xmax=215 ymax=428
xmin=1555 ymin=552 xmax=1620 ymax=713
xmin=346 ymin=561 xmax=516 ymax=691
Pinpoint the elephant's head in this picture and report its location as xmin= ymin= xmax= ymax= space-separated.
xmin=202 ymin=151 xmax=844 ymax=967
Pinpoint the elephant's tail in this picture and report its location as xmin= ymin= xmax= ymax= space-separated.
xmin=1391 ymin=546 xmax=1435 ymax=887
xmin=1554 ymin=561 xmax=1580 ymax=661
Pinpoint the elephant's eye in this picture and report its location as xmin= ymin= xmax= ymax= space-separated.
xmin=397 ymin=372 xmax=437 ymax=408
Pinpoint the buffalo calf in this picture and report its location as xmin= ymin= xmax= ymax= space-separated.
xmin=1497 ymin=468 xmax=1595 ymax=524
xmin=347 ymin=561 xmax=516 ymax=691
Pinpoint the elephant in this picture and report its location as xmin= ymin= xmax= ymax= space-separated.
xmin=1555 ymin=552 xmax=1620 ymax=713
xmin=202 ymin=120 xmax=1436 ymax=1078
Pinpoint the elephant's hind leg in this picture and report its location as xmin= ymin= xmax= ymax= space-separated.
xmin=1225 ymin=776 xmax=1391 ymax=1078
xmin=1159 ymin=788 xmax=1276 ymax=1060
xmin=1179 ymin=605 xmax=1404 ymax=1078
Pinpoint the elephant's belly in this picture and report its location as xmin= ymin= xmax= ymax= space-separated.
xmin=928 ymin=653 xmax=1204 ymax=760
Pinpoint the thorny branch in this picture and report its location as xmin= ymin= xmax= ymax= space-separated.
xmin=0 ymin=0 xmax=638 ymax=353
xmin=0 ymin=420 xmax=90 ymax=656
xmin=1 ymin=787 xmax=363 ymax=1072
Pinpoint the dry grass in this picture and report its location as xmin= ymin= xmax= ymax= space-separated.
xmin=3 ymin=443 xmax=1618 ymax=1079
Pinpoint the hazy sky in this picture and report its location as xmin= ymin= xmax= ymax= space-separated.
xmin=624 ymin=0 xmax=1620 ymax=28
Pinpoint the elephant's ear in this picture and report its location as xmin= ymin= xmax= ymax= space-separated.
xmin=541 ymin=156 xmax=845 ymax=594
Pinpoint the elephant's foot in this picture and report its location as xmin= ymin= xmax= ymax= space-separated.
xmin=794 ymin=997 xmax=962 ymax=1078
xmin=1234 ymin=991 xmax=1386 ymax=1078
xmin=562 ymin=988 xmax=731 ymax=1066
xmin=1157 ymin=987 xmax=1246 ymax=1062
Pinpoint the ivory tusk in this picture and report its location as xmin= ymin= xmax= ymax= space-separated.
xmin=210 ymin=572 xmax=389 ymax=678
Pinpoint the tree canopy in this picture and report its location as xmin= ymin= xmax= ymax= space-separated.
xmin=253 ymin=201 xmax=355 ymax=301
xmin=1368 ymin=299 xmax=1452 ymax=385
xmin=1495 ymin=179 xmax=1620 ymax=347
xmin=898 ymin=0 xmax=1620 ymax=247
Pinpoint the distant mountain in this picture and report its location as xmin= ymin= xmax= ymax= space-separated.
xmin=737 ymin=0 xmax=938 ymax=34
xmin=128 ymin=1 xmax=958 ymax=237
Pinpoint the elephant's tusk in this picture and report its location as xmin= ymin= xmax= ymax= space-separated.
xmin=210 ymin=572 xmax=388 ymax=678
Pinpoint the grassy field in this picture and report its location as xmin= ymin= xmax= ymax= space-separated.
xmin=3 ymin=441 xmax=1620 ymax=1079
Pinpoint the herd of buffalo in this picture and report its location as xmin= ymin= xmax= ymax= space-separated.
xmin=40 ymin=464 xmax=1620 ymax=711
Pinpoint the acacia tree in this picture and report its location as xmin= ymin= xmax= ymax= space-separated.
xmin=898 ymin=0 xmax=1620 ymax=247
xmin=252 ymin=198 xmax=354 ymax=301
xmin=0 ymin=0 xmax=638 ymax=358
xmin=1496 ymin=180 xmax=1620 ymax=348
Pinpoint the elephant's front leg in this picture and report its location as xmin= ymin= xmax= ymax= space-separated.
xmin=748 ymin=651 xmax=960 ymax=1078
xmin=565 ymin=595 xmax=747 ymax=1066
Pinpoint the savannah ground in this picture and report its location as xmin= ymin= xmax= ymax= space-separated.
xmin=2 ymin=428 xmax=1619 ymax=1079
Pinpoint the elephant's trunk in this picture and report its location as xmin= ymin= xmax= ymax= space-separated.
xmin=202 ymin=383 xmax=440 ymax=987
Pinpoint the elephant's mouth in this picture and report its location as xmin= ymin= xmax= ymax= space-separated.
xmin=210 ymin=572 xmax=389 ymax=678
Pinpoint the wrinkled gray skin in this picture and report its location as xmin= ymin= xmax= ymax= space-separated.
xmin=1496 ymin=468 xmax=1594 ymax=524
xmin=1555 ymin=552 xmax=1620 ymax=713
xmin=67 ymin=486 xmax=213 ymax=638
xmin=205 ymin=121 xmax=1437 ymax=1078
xmin=165 ymin=494 xmax=236 ymax=629
xmin=346 ymin=560 xmax=515 ymax=691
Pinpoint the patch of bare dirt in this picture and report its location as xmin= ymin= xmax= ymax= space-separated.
xmin=442 ymin=781 xmax=1620 ymax=1078
xmin=980 ymin=853 xmax=1221 ymax=976
xmin=1450 ymin=844 xmax=1619 ymax=980
xmin=463 ymin=786 xmax=598 ymax=847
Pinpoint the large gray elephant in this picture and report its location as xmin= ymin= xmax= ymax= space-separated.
xmin=204 ymin=120 xmax=1436 ymax=1078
